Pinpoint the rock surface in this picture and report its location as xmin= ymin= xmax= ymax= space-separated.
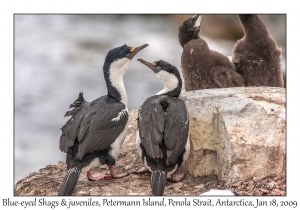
xmin=14 ymin=87 xmax=286 ymax=196
xmin=180 ymin=87 xmax=286 ymax=184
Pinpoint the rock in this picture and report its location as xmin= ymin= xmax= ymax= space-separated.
xmin=261 ymin=189 xmax=270 ymax=194
xmin=237 ymin=191 xmax=252 ymax=196
xmin=180 ymin=87 xmax=286 ymax=184
xmin=279 ymin=184 xmax=286 ymax=191
xmin=14 ymin=87 xmax=286 ymax=196
xmin=271 ymin=189 xmax=284 ymax=196
xmin=273 ymin=176 xmax=281 ymax=181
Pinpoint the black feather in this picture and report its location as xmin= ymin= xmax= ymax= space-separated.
xmin=58 ymin=167 xmax=81 ymax=196
xmin=151 ymin=170 xmax=166 ymax=196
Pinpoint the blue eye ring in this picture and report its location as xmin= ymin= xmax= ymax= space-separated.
xmin=156 ymin=66 xmax=162 ymax=70
xmin=126 ymin=53 xmax=131 ymax=57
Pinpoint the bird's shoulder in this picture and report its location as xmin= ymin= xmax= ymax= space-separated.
xmin=140 ymin=95 xmax=186 ymax=114
xmin=80 ymin=95 xmax=128 ymax=132
xmin=89 ymin=95 xmax=127 ymax=115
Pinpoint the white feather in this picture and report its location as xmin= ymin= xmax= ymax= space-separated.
xmin=135 ymin=129 xmax=142 ymax=158
xmin=111 ymin=107 xmax=128 ymax=121
xmin=156 ymin=71 xmax=179 ymax=95
xmin=109 ymin=122 xmax=129 ymax=159
xmin=167 ymin=164 xmax=178 ymax=176
xmin=109 ymin=58 xmax=130 ymax=106
xmin=82 ymin=158 xmax=101 ymax=173
xmin=182 ymin=136 xmax=190 ymax=163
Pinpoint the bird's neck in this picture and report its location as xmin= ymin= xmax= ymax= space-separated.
xmin=239 ymin=15 xmax=268 ymax=38
xmin=104 ymin=59 xmax=130 ymax=106
xmin=156 ymin=86 xmax=181 ymax=98
xmin=156 ymin=72 xmax=182 ymax=98
xmin=178 ymin=28 xmax=200 ymax=47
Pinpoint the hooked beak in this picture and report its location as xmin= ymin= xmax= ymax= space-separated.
xmin=189 ymin=14 xmax=202 ymax=28
xmin=137 ymin=58 xmax=159 ymax=73
xmin=128 ymin=44 xmax=149 ymax=59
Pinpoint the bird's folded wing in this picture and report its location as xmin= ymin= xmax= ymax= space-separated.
xmin=75 ymin=100 xmax=128 ymax=160
xmin=59 ymin=92 xmax=89 ymax=154
xmin=163 ymin=99 xmax=189 ymax=165
xmin=138 ymin=96 xmax=165 ymax=160
xmin=60 ymin=95 xmax=128 ymax=161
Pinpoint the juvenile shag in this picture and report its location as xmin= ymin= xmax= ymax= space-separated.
xmin=232 ymin=14 xmax=283 ymax=87
xmin=135 ymin=59 xmax=190 ymax=196
xmin=179 ymin=14 xmax=244 ymax=91
xmin=58 ymin=43 xmax=149 ymax=196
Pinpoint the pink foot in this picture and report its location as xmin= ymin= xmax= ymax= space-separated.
xmin=87 ymin=171 xmax=111 ymax=181
xmin=167 ymin=173 xmax=185 ymax=182
xmin=109 ymin=165 xmax=129 ymax=178
xmin=131 ymin=166 xmax=150 ymax=174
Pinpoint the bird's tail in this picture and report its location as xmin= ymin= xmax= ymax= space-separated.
xmin=151 ymin=170 xmax=167 ymax=196
xmin=58 ymin=167 xmax=81 ymax=196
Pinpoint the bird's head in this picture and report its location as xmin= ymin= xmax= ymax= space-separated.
xmin=178 ymin=14 xmax=202 ymax=47
xmin=103 ymin=44 xmax=148 ymax=105
xmin=104 ymin=43 xmax=149 ymax=75
xmin=137 ymin=58 xmax=182 ymax=97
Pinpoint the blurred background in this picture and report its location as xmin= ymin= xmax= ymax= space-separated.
xmin=14 ymin=14 xmax=286 ymax=182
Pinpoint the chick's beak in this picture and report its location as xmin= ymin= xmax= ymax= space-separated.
xmin=188 ymin=14 xmax=202 ymax=28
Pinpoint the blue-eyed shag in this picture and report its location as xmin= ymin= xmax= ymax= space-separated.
xmin=58 ymin=43 xmax=149 ymax=196
xmin=135 ymin=59 xmax=190 ymax=196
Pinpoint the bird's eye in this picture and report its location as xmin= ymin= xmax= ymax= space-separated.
xmin=126 ymin=53 xmax=131 ymax=57
xmin=156 ymin=66 xmax=161 ymax=70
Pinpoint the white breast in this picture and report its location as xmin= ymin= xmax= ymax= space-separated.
xmin=82 ymin=157 xmax=101 ymax=173
xmin=109 ymin=121 xmax=129 ymax=159
xmin=135 ymin=129 xmax=142 ymax=157
xmin=109 ymin=58 xmax=130 ymax=106
xmin=182 ymin=135 xmax=190 ymax=163
xmin=156 ymin=71 xmax=179 ymax=95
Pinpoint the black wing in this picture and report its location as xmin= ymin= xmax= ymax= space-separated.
xmin=163 ymin=98 xmax=189 ymax=165
xmin=138 ymin=96 xmax=165 ymax=160
xmin=60 ymin=94 xmax=128 ymax=160
xmin=60 ymin=92 xmax=89 ymax=154
xmin=138 ymin=95 xmax=189 ymax=165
